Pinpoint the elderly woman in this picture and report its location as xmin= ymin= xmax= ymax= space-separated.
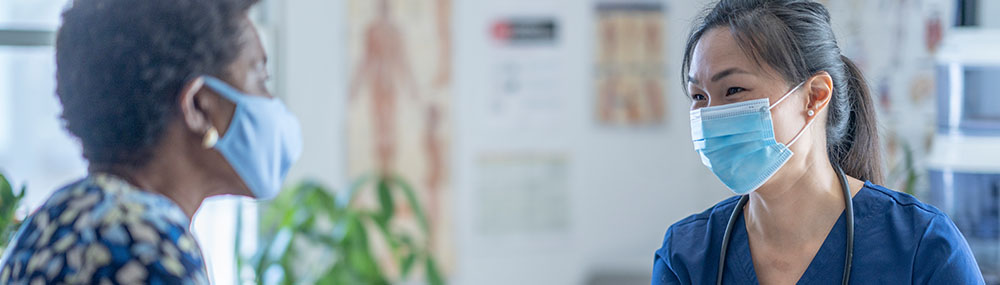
xmin=0 ymin=0 xmax=301 ymax=283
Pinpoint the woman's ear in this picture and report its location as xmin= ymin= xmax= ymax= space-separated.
xmin=178 ymin=77 xmax=214 ymax=134
xmin=806 ymin=72 xmax=834 ymax=116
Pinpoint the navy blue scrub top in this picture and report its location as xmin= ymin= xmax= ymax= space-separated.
xmin=653 ymin=182 xmax=985 ymax=284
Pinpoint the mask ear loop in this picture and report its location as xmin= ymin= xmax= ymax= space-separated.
xmin=787 ymin=112 xmax=819 ymax=147
xmin=768 ymin=81 xmax=807 ymax=111
xmin=766 ymin=80 xmax=814 ymax=147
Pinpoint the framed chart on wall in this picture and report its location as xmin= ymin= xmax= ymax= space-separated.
xmin=594 ymin=0 xmax=668 ymax=127
xmin=346 ymin=0 xmax=454 ymax=278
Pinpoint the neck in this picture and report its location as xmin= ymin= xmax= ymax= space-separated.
xmin=744 ymin=146 xmax=849 ymax=246
xmin=90 ymin=145 xmax=216 ymax=222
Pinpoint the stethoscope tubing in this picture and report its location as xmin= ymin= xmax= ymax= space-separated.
xmin=716 ymin=164 xmax=854 ymax=285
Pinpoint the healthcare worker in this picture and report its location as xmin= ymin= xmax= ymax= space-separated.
xmin=652 ymin=0 xmax=985 ymax=284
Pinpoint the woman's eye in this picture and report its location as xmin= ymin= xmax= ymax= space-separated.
xmin=726 ymin=87 xmax=746 ymax=96
xmin=691 ymin=94 xmax=707 ymax=101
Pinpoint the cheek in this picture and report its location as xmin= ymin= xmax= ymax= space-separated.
xmin=769 ymin=105 xmax=808 ymax=144
xmin=691 ymin=100 xmax=707 ymax=110
xmin=212 ymin=99 xmax=238 ymax=137
xmin=246 ymin=69 xmax=270 ymax=95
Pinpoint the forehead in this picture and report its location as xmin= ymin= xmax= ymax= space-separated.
xmin=238 ymin=19 xmax=265 ymax=59
xmin=689 ymin=27 xmax=759 ymax=80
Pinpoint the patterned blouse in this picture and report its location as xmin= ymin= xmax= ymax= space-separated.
xmin=0 ymin=174 xmax=208 ymax=284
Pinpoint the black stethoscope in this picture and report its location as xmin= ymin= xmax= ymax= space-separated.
xmin=717 ymin=164 xmax=854 ymax=285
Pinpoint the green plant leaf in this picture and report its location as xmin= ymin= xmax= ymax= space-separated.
xmin=343 ymin=173 xmax=375 ymax=207
xmin=400 ymin=252 xmax=417 ymax=278
xmin=345 ymin=213 xmax=386 ymax=283
xmin=376 ymin=176 xmax=395 ymax=224
xmin=305 ymin=183 xmax=337 ymax=211
xmin=1 ymin=173 xmax=12 ymax=208
xmin=247 ymin=175 xmax=444 ymax=285
xmin=235 ymin=202 xmax=245 ymax=284
xmin=0 ymin=172 xmax=23 ymax=249
xmin=316 ymin=267 xmax=341 ymax=285
xmin=398 ymin=234 xmax=416 ymax=252
xmin=390 ymin=174 xmax=430 ymax=233
xmin=425 ymin=255 xmax=445 ymax=285
xmin=362 ymin=211 xmax=402 ymax=262
xmin=279 ymin=245 xmax=296 ymax=285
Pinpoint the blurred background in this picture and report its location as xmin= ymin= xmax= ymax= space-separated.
xmin=0 ymin=0 xmax=998 ymax=284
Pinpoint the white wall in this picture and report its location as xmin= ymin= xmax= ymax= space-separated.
xmin=271 ymin=0 xmax=978 ymax=283
xmin=452 ymin=1 xmax=728 ymax=284
xmin=281 ymin=0 xmax=349 ymax=190
xmin=279 ymin=0 xmax=734 ymax=284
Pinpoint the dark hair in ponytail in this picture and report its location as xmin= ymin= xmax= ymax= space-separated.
xmin=837 ymin=55 xmax=883 ymax=184
xmin=682 ymin=0 xmax=884 ymax=184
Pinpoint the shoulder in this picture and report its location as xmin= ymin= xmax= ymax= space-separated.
xmin=856 ymin=182 xmax=945 ymax=226
xmin=0 ymin=176 xmax=207 ymax=284
xmin=31 ymin=175 xmax=194 ymax=244
xmin=656 ymin=195 xmax=741 ymax=259
xmin=665 ymin=195 xmax=741 ymax=241
xmin=856 ymin=182 xmax=984 ymax=283
xmin=854 ymin=182 xmax=949 ymax=248
xmin=652 ymin=196 xmax=741 ymax=284
xmin=860 ymin=182 xmax=941 ymax=213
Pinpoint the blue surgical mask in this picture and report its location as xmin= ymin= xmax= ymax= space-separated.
xmin=203 ymin=76 xmax=303 ymax=200
xmin=690 ymin=81 xmax=813 ymax=194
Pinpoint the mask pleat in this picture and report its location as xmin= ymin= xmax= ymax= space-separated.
xmin=697 ymin=131 xmax=772 ymax=151
xmin=688 ymin=93 xmax=801 ymax=194
xmin=700 ymin=139 xmax=769 ymax=166
xmin=693 ymin=113 xmax=767 ymax=139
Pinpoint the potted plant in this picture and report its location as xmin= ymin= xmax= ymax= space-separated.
xmin=0 ymin=172 xmax=25 ymax=252
xmin=239 ymin=173 xmax=444 ymax=284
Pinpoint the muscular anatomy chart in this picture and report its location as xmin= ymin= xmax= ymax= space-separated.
xmin=594 ymin=2 xmax=667 ymax=127
xmin=347 ymin=0 xmax=453 ymax=276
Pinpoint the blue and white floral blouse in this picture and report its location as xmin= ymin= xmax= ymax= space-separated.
xmin=0 ymin=173 xmax=208 ymax=284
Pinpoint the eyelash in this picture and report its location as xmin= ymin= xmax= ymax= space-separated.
xmin=726 ymin=87 xmax=746 ymax=96
xmin=690 ymin=87 xmax=748 ymax=101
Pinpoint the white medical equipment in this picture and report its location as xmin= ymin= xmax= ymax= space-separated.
xmin=926 ymin=29 xmax=1000 ymax=284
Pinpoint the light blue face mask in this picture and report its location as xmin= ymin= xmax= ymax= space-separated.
xmin=690 ymin=81 xmax=814 ymax=194
xmin=203 ymin=76 xmax=303 ymax=200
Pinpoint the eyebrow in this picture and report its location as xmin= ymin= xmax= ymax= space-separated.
xmin=687 ymin=67 xmax=751 ymax=85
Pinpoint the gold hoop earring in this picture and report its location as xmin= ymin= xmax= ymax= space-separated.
xmin=203 ymin=127 xmax=219 ymax=149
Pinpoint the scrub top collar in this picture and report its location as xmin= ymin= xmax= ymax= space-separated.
xmin=724 ymin=196 xmax=851 ymax=284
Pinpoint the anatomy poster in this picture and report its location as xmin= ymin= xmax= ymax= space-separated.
xmin=594 ymin=1 xmax=667 ymax=127
xmin=347 ymin=0 xmax=453 ymax=275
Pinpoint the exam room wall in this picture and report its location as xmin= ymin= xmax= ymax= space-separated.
xmin=277 ymin=0 xmax=784 ymax=284
xmin=279 ymin=0 xmax=968 ymax=283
